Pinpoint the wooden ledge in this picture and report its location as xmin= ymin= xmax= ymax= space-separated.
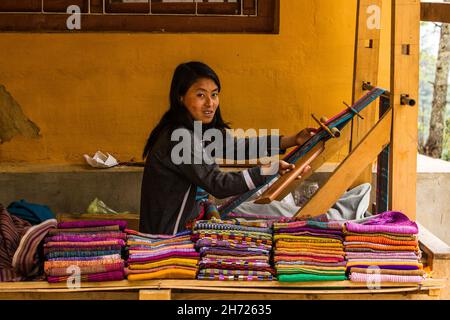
xmin=0 ymin=279 xmax=444 ymax=293
xmin=418 ymin=222 xmax=450 ymax=260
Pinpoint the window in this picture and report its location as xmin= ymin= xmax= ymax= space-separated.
xmin=0 ymin=0 xmax=279 ymax=33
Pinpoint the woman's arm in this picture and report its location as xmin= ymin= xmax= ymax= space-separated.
xmin=280 ymin=128 xmax=317 ymax=150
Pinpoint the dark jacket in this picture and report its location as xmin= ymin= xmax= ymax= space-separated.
xmin=139 ymin=126 xmax=283 ymax=235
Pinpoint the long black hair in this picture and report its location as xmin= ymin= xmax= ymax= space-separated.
xmin=143 ymin=61 xmax=230 ymax=159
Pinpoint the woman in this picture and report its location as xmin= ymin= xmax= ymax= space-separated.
xmin=140 ymin=61 xmax=315 ymax=235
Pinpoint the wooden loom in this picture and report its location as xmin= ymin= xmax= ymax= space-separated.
xmin=253 ymin=0 xmax=419 ymax=221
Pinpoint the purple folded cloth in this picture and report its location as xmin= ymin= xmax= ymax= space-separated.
xmin=127 ymin=252 xmax=199 ymax=263
xmin=276 ymin=227 xmax=343 ymax=236
xmin=57 ymin=220 xmax=127 ymax=230
xmin=276 ymin=261 xmax=347 ymax=267
xmin=348 ymin=265 xmax=420 ymax=270
xmin=45 ymin=235 xmax=126 ymax=243
xmin=345 ymin=211 xmax=418 ymax=235
xmin=199 ymin=247 xmax=268 ymax=256
xmin=345 ymin=252 xmax=420 ymax=259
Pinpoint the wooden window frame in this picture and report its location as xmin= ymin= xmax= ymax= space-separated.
xmin=0 ymin=0 xmax=280 ymax=33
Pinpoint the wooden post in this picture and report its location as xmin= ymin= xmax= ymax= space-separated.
xmin=350 ymin=0 xmax=382 ymax=189
xmin=389 ymin=0 xmax=420 ymax=219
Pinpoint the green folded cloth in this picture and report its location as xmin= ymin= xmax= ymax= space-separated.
xmin=278 ymin=274 xmax=347 ymax=282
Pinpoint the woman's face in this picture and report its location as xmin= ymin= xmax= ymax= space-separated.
xmin=182 ymin=78 xmax=219 ymax=124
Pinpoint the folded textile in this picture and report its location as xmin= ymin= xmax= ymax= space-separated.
xmin=345 ymin=211 xmax=418 ymax=235
xmin=0 ymin=205 xmax=32 ymax=282
xmin=198 ymin=268 xmax=273 ymax=278
xmin=45 ymin=239 xmax=125 ymax=248
xmin=349 ymin=272 xmax=423 ymax=283
xmin=273 ymin=220 xmax=344 ymax=231
xmin=57 ymin=220 xmax=127 ymax=230
xmin=127 ymin=252 xmax=199 ymax=264
xmin=125 ymin=266 xmax=197 ymax=275
xmin=45 ymin=258 xmax=123 ymax=269
xmin=44 ymin=246 xmax=123 ymax=254
xmin=197 ymin=274 xmax=273 ymax=281
xmin=47 ymin=270 xmax=124 ymax=283
xmin=47 ymin=254 xmax=122 ymax=261
xmin=12 ymin=219 xmax=58 ymax=277
xmin=345 ymin=236 xmax=418 ymax=246
xmin=350 ymin=267 xmax=425 ymax=276
xmin=128 ymin=258 xmax=198 ymax=270
xmin=48 ymin=225 xmax=121 ymax=234
xmin=46 ymin=262 xmax=124 ymax=276
xmin=45 ymin=232 xmax=126 ymax=242
xmin=127 ymin=268 xmax=197 ymax=281
xmin=45 ymin=250 xmax=122 ymax=259
xmin=278 ymin=274 xmax=347 ymax=282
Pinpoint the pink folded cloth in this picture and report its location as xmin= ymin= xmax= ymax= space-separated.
xmin=345 ymin=212 xmax=418 ymax=235
xmin=58 ymin=220 xmax=127 ymax=230
xmin=349 ymin=272 xmax=423 ymax=283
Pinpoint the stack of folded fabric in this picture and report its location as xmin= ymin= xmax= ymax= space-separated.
xmin=273 ymin=219 xmax=347 ymax=282
xmin=344 ymin=211 xmax=424 ymax=283
xmin=125 ymin=229 xmax=199 ymax=281
xmin=43 ymin=220 xmax=127 ymax=283
xmin=193 ymin=218 xmax=274 ymax=281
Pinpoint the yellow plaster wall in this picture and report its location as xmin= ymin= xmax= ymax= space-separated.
xmin=0 ymin=0 xmax=390 ymax=164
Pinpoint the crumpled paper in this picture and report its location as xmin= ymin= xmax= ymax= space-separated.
xmin=83 ymin=151 xmax=119 ymax=168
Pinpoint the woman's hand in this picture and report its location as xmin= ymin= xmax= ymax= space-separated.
xmin=295 ymin=128 xmax=317 ymax=146
xmin=278 ymin=160 xmax=311 ymax=180
xmin=280 ymin=128 xmax=317 ymax=150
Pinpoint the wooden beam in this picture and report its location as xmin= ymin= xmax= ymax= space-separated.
xmin=421 ymin=3 xmax=450 ymax=23
xmin=389 ymin=0 xmax=420 ymax=220
xmin=295 ymin=109 xmax=392 ymax=219
xmin=139 ymin=289 xmax=172 ymax=300
xmin=350 ymin=0 xmax=382 ymax=189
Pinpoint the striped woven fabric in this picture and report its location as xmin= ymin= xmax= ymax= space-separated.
xmin=47 ymin=254 xmax=122 ymax=261
xmin=278 ymin=274 xmax=347 ymax=282
xmin=12 ymin=219 xmax=58 ymax=278
xmin=47 ymin=270 xmax=124 ymax=283
xmin=194 ymin=219 xmax=274 ymax=281
xmin=273 ymin=219 xmax=347 ymax=282
xmin=46 ymin=262 xmax=124 ymax=277
xmin=192 ymin=232 xmax=273 ymax=245
xmin=57 ymin=220 xmax=127 ymax=230
xmin=344 ymin=211 xmax=425 ymax=284
xmin=45 ymin=232 xmax=127 ymax=242
xmin=349 ymin=272 xmax=423 ymax=283
xmin=127 ymin=268 xmax=197 ymax=281
xmin=0 ymin=205 xmax=32 ymax=282
xmin=48 ymin=225 xmax=121 ymax=234
xmin=125 ymin=266 xmax=197 ymax=276
xmin=43 ymin=220 xmax=127 ymax=283
xmin=125 ymin=230 xmax=200 ymax=281
xmin=46 ymin=250 xmax=122 ymax=259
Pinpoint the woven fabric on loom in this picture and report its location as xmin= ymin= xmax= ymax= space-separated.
xmin=273 ymin=219 xmax=347 ymax=282
xmin=125 ymin=230 xmax=199 ymax=281
xmin=344 ymin=211 xmax=425 ymax=284
xmin=193 ymin=218 xmax=274 ymax=281
xmin=43 ymin=220 xmax=127 ymax=283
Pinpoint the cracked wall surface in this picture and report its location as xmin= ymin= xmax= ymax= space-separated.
xmin=0 ymin=85 xmax=40 ymax=143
